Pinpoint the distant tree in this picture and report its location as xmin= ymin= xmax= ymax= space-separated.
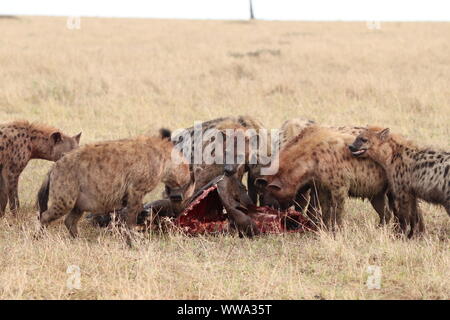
xmin=249 ymin=0 xmax=254 ymax=20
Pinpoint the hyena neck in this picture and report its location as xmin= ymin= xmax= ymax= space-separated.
xmin=369 ymin=140 xmax=397 ymax=171
xmin=30 ymin=132 xmax=53 ymax=160
xmin=385 ymin=140 xmax=417 ymax=177
xmin=161 ymin=144 xmax=184 ymax=179
xmin=161 ymin=140 xmax=177 ymax=162
xmin=290 ymin=159 xmax=314 ymax=194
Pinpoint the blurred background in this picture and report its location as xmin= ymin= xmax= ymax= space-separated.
xmin=2 ymin=0 xmax=450 ymax=21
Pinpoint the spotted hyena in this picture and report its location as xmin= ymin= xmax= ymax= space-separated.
xmin=254 ymin=118 xmax=379 ymax=215
xmin=349 ymin=127 xmax=449 ymax=237
xmin=37 ymin=129 xmax=194 ymax=244
xmin=173 ymin=115 xmax=272 ymax=201
xmin=0 ymin=120 xmax=81 ymax=216
xmin=255 ymin=126 xmax=394 ymax=230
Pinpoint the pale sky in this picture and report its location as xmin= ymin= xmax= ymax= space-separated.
xmin=2 ymin=0 xmax=450 ymax=21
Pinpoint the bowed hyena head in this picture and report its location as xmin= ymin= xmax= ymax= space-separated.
xmin=221 ymin=127 xmax=255 ymax=176
xmin=44 ymin=131 xmax=82 ymax=161
xmin=349 ymin=127 xmax=390 ymax=160
xmin=219 ymin=123 xmax=275 ymax=178
xmin=155 ymin=127 xmax=195 ymax=211
xmin=253 ymin=154 xmax=306 ymax=210
xmin=254 ymin=160 xmax=311 ymax=210
xmin=166 ymin=147 xmax=196 ymax=213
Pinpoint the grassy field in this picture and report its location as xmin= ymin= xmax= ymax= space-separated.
xmin=0 ymin=16 xmax=449 ymax=299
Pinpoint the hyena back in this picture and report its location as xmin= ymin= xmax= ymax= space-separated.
xmin=37 ymin=129 xmax=193 ymax=243
xmin=256 ymin=126 xmax=393 ymax=230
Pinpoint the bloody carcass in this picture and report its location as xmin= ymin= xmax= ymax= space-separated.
xmin=89 ymin=175 xmax=313 ymax=235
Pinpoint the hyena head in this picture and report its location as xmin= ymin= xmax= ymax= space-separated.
xmin=253 ymin=138 xmax=315 ymax=210
xmin=248 ymin=155 xmax=273 ymax=193
xmin=253 ymin=156 xmax=302 ymax=210
xmin=47 ymin=131 xmax=82 ymax=161
xmin=349 ymin=127 xmax=390 ymax=158
xmin=222 ymin=125 xmax=271 ymax=177
xmin=215 ymin=126 xmax=250 ymax=177
xmin=254 ymin=174 xmax=294 ymax=210
xmin=159 ymin=127 xmax=195 ymax=213
xmin=164 ymin=151 xmax=196 ymax=214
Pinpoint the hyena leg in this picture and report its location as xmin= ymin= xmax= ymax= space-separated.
xmin=417 ymin=208 xmax=425 ymax=233
xmin=0 ymin=189 xmax=7 ymax=216
xmin=370 ymin=192 xmax=391 ymax=226
xmin=64 ymin=208 xmax=84 ymax=238
xmin=404 ymin=196 xmax=424 ymax=239
xmin=124 ymin=188 xmax=144 ymax=246
xmin=409 ymin=198 xmax=425 ymax=237
xmin=0 ymin=167 xmax=8 ymax=217
xmin=329 ymin=189 xmax=346 ymax=231
xmin=316 ymin=189 xmax=331 ymax=230
xmin=125 ymin=192 xmax=144 ymax=229
xmin=7 ymin=174 xmax=20 ymax=214
xmin=393 ymin=196 xmax=411 ymax=236
xmin=38 ymin=204 xmax=72 ymax=237
xmin=246 ymin=171 xmax=258 ymax=205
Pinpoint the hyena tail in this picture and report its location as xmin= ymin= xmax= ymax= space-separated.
xmin=37 ymin=170 xmax=51 ymax=214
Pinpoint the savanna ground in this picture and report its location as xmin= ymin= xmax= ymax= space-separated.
xmin=0 ymin=16 xmax=449 ymax=299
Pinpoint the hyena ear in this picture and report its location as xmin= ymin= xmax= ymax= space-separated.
xmin=268 ymin=177 xmax=282 ymax=191
xmin=73 ymin=132 xmax=82 ymax=144
xmin=50 ymin=132 xmax=62 ymax=144
xmin=378 ymin=128 xmax=390 ymax=141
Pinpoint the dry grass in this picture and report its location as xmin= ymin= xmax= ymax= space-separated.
xmin=0 ymin=17 xmax=449 ymax=300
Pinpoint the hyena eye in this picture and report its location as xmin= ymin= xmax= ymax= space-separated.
xmin=360 ymin=137 xmax=368 ymax=143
